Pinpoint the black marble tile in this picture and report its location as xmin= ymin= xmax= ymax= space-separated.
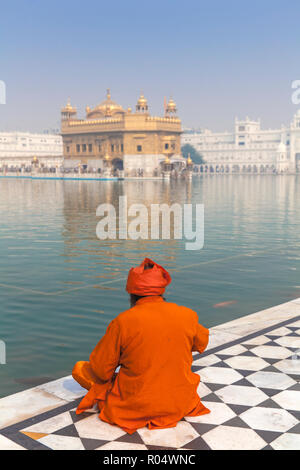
xmin=256 ymin=399 xmax=282 ymax=409
xmin=222 ymin=416 xmax=250 ymax=428
xmin=233 ymin=378 xmax=254 ymax=387
xmin=189 ymin=422 xmax=216 ymax=435
xmin=185 ymin=435 xmax=211 ymax=450
xmin=227 ymin=404 xmax=250 ymax=415
xmin=202 ymin=393 xmax=223 ymax=403
xmin=116 ymin=432 xmax=145 ymax=445
xmin=205 ymin=383 xmax=226 ymax=392
xmin=287 ymin=423 xmax=300 ymax=434
xmin=81 ymin=438 xmax=109 ymax=450
xmin=255 ymin=430 xmax=282 ymax=443
xmin=54 ymin=424 xmax=80 ymax=438
xmin=259 ymin=387 xmax=283 ymax=397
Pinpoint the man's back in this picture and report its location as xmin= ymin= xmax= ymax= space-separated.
xmin=88 ymin=296 xmax=209 ymax=432
xmin=73 ymin=258 xmax=210 ymax=434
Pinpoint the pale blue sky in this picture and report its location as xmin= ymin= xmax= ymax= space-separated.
xmin=1 ymin=0 xmax=300 ymax=132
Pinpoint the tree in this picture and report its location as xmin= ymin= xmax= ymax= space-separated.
xmin=181 ymin=144 xmax=205 ymax=164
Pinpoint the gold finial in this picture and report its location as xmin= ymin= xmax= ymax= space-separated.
xmin=106 ymin=89 xmax=111 ymax=100
xmin=165 ymin=156 xmax=170 ymax=164
xmin=61 ymin=98 xmax=76 ymax=115
xmin=104 ymin=153 xmax=110 ymax=160
xmin=187 ymin=153 xmax=192 ymax=164
xmin=165 ymin=97 xmax=177 ymax=115
xmin=136 ymin=92 xmax=148 ymax=112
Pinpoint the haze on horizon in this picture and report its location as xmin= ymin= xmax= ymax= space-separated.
xmin=1 ymin=0 xmax=300 ymax=134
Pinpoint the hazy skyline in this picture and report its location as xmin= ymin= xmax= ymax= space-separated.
xmin=1 ymin=0 xmax=300 ymax=133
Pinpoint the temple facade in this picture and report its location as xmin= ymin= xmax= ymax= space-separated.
xmin=182 ymin=111 xmax=300 ymax=174
xmin=0 ymin=132 xmax=62 ymax=169
xmin=61 ymin=90 xmax=185 ymax=177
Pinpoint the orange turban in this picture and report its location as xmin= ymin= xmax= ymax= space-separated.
xmin=126 ymin=258 xmax=172 ymax=296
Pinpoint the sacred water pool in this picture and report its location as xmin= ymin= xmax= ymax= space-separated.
xmin=0 ymin=175 xmax=300 ymax=398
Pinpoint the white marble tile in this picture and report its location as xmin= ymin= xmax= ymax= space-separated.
xmin=22 ymin=411 xmax=73 ymax=434
xmin=215 ymin=385 xmax=268 ymax=406
xmin=0 ymin=388 xmax=67 ymax=430
xmin=37 ymin=376 xmax=86 ymax=402
xmin=271 ymin=390 xmax=300 ymax=411
xmin=224 ymin=355 xmax=269 ymax=371
xmin=268 ymin=326 xmax=292 ymax=336
xmin=96 ymin=441 xmax=148 ymax=450
xmin=243 ymin=335 xmax=269 ymax=346
xmin=193 ymin=354 xmax=220 ymax=367
xmin=274 ymin=359 xmax=300 ymax=375
xmin=219 ymin=344 xmax=247 ymax=356
xmin=137 ymin=421 xmax=199 ymax=448
xmin=196 ymin=382 xmax=212 ymax=398
xmin=186 ymin=401 xmax=236 ymax=425
xmin=38 ymin=434 xmax=85 ymax=450
xmin=196 ymin=366 xmax=243 ymax=385
xmin=246 ymin=371 xmax=296 ymax=390
xmin=0 ymin=434 xmax=25 ymax=450
xmin=275 ymin=336 xmax=300 ymax=349
xmin=251 ymin=345 xmax=292 ymax=359
xmin=271 ymin=433 xmax=300 ymax=450
xmin=202 ymin=425 xmax=266 ymax=450
xmin=75 ymin=414 xmax=126 ymax=441
xmin=240 ymin=407 xmax=298 ymax=432
xmin=206 ymin=330 xmax=242 ymax=350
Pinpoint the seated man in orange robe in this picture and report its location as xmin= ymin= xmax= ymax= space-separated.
xmin=72 ymin=258 xmax=210 ymax=434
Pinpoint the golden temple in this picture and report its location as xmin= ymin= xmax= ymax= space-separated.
xmin=61 ymin=90 xmax=184 ymax=177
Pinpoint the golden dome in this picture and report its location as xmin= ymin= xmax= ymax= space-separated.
xmin=136 ymin=92 xmax=148 ymax=112
xmin=61 ymin=98 xmax=77 ymax=114
xmin=137 ymin=93 xmax=147 ymax=106
xmin=166 ymin=97 xmax=177 ymax=114
xmin=87 ymin=89 xmax=125 ymax=118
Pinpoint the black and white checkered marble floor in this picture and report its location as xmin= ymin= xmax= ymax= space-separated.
xmin=1 ymin=316 xmax=300 ymax=450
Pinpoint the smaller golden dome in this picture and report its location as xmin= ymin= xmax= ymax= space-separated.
xmin=166 ymin=97 xmax=177 ymax=114
xmin=61 ymin=98 xmax=77 ymax=115
xmin=137 ymin=93 xmax=147 ymax=105
xmin=136 ymin=93 xmax=148 ymax=112
xmin=165 ymin=156 xmax=170 ymax=164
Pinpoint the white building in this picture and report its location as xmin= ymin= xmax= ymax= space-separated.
xmin=182 ymin=110 xmax=300 ymax=174
xmin=0 ymin=132 xmax=63 ymax=168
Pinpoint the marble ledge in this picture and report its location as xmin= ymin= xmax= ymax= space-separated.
xmin=212 ymin=298 xmax=300 ymax=337
xmin=0 ymin=387 xmax=68 ymax=431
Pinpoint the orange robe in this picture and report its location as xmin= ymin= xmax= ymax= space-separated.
xmin=72 ymin=296 xmax=210 ymax=434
